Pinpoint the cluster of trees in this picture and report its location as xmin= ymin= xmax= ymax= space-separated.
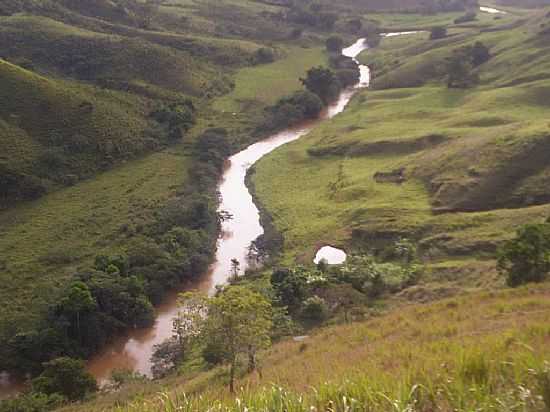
xmin=150 ymin=99 xmax=196 ymax=142
xmin=419 ymin=0 xmax=478 ymax=14
xmin=147 ymin=240 xmax=422 ymax=390
xmin=286 ymin=3 xmax=338 ymax=30
xmin=260 ymin=63 xmax=349 ymax=133
xmin=498 ymin=219 xmax=550 ymax=287
xmin=0 ymin=128 xmax=228 ymax=389
xmin=262 ymin=90 xmax=323 ymax=131
xmin=446 ymin=41 xmax=490 ymax=88
xmin=301 ymin=66 xmax=343 ymax=104
xmin=0 ymin=357 xmax=97 ymax=411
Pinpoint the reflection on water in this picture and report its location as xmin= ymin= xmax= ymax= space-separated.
xmin=480 ymin=5 xmax=506 ymax=13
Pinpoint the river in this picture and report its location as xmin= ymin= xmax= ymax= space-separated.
xmin=84 ymin=37 xmax=372 ymax=384
xmin=0 ymin=36 xmax=375 ymax=398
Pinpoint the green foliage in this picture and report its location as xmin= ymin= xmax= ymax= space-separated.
xmin=151 ymin=337 xmax=185 ymax=379
xmin=150 ymin=101 xmax=196 ymax=142
xmin=0 ymin=391 xmax=65 ymax=412
xmin=446 ymin=50 xmax=478 ymax=88
xmin=271 ymin=267 xmax=309 ymax=310
xmin=325 ymin=36 xmax=344 ymax=53
xmin=177 ymin=287 xmax=272 ymax=392
xmin=497 ymin=222 xmax=550 ymax=287
xmin=454 ymin=11 xmax=477 ymax=24
xmin=300 ymin=66 xmax=341 ymax=104
xmin=251 ymin=48 xmax=276 ymax=65
xmin=430 ymin=26 xmax=447 ymax=40
xmin=262 ymin=90 xmax=323 ymax=132
xmin=301 ymin=295 xmax=328 ymax=323
xmin=31 ymin=357 xmax=97 ymax=401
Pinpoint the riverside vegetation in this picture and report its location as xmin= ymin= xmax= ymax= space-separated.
xmin=2 ymin=0 xmax=550 ymax=411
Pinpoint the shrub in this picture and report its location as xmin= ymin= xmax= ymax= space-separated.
xmin=300 ymin=66 xmax=341 ymax=104
xmin=430 ymin=26 xmax=447 ymax=40
xmin=454 ymin=11 xmax=477 ymax=24
xmin=0 ymin=392 xmax=65 ymax=412
xmin=301 ymin=296 xmax=328 ymax=322
xmin=325 ymin=35 xmax=344 ymax=53
xmin=263 ymin=90 xmax=323 ymax=131
xmin=336 ymin=69 xmax=360 ymax=88
xmin=252 ymin=48 xmax=276 ymax=65
xmin=31 ymin=357 xmax=97 ymax=401
xmin=471 ymin=41 xmax=491 ymax=66
xmin=497 ymin=222 xmax=550 ymax=287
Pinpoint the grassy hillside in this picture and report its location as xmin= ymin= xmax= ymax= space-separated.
xmin=60 ymin=283 xmax=550 ymax=411
xmin=0 ymin=145 xmax=189 ymax=330
xmin=251 ymin=7 xmax=550 ymax=280
xmin=0 ymin=59 xmax=159 ymax=204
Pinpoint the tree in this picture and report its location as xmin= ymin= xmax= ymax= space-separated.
xmin=347 ymin=18 xmax=363 ymax=34
xmin=151 ymin=337 xmax=184 ymax=379
xmin=32 ymin=357 xmax=97 ymax=401
xmin=230 ymin=258 xmax=240 ymax=281
xmin=325 ymin=35 xmax=344 ymax=53
xmin=497 ymin=222 xmax=550 ymax=287
xmin=300 ymin=66 xmax=341 ymax=104
xmin=430 ymin=26 xmax=447 ymax=40
xmin=319 ymin=12 xmax=338 ymax=30
xmin=301 ymin=295 xmax=328 ymax=323
xmin=58 ymin=281 xmax=96 ymax=344
xmin=454 ymin=11 xmax=477 ymax=24
xmin=252 ymin=48 xmax=275 ymax=65
xmin=271 ymin=267 xmax=308 ymax=310
xmin=446 ymin=52 xmax=478 ymax=88
xmin=471 ymin=41 xmax=491 ymax=66
xmin=202 ymin=287 xmax=272 ymax=392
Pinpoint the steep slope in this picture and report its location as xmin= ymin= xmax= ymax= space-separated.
xmin=61 ymin=283 xmax=550 ymax=411
xmin=0 ymin=59 xmax=155 ymax=204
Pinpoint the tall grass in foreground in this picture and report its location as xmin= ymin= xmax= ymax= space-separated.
xmin=115 ymin=357 xmax=550 ymax=412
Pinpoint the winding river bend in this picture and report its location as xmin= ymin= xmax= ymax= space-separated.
xmin=0 ymin=38 xmax=372 ymax=398
xmin=86 ymin=38 xmax=372 ymax=383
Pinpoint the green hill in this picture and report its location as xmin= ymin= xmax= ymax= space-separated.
xmin=251 ymin=7 xmax=550 ymax=280
xmin=0 ymin=59 xmax=156 ymax=204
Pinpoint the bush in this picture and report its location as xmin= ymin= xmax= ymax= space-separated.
xmin=252 ymin=48 xmax=276 ymax=65
xmin=430 ymin=26 xmax=447 ymax=40
xmin=325 ymin=35 xmax=344 ymax=53
xmin=301 ymin=296 xmax=328 ymax=322
xmin=300 ymin=66 xmax=341 ymax=104
xmin=202 ymin=340 xmax=226 ymax=365
xmin=336 ymin=69 xmax=360 ymax=88
xmin=0 ymin=392 xmax=65 ymax=412
xmin=31 ymin=357 xmax=97 ymax=401
xmin=497 ymin=222 xmax=550 ymax=287
xmin=263 ymin=90 xmax=323 ymax=131
xmin=454 ymin=11 xmax=477 ymax=24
